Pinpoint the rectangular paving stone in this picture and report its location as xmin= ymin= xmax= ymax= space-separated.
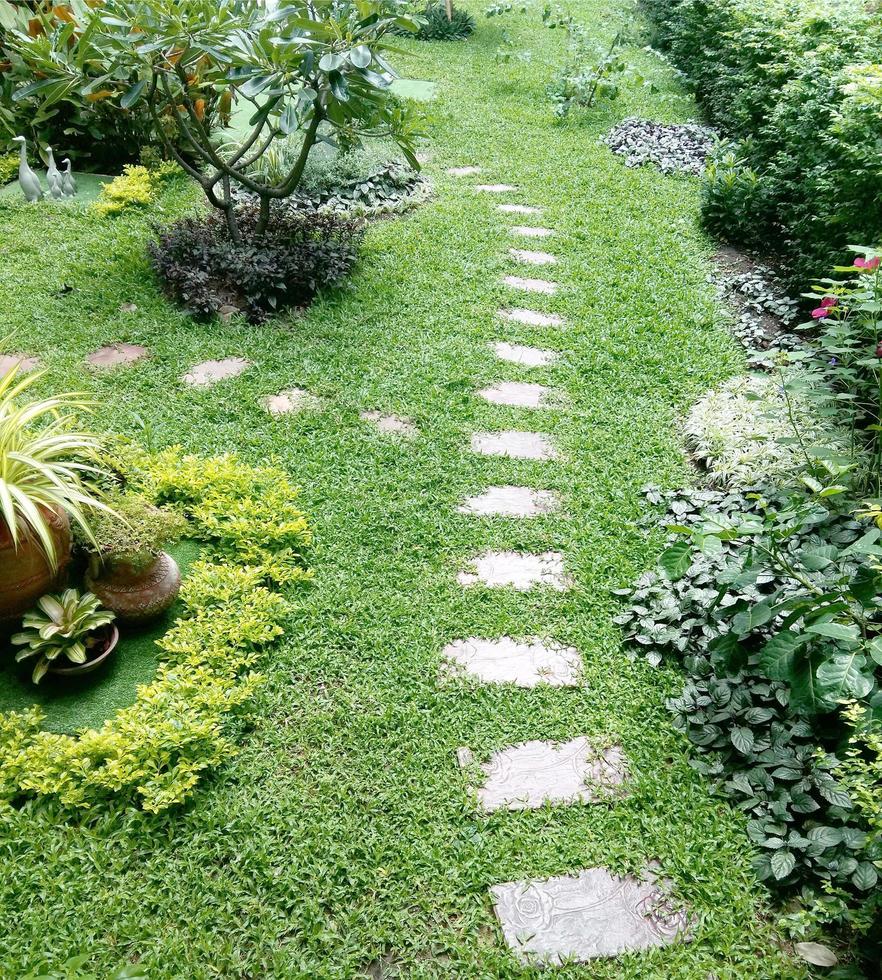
xmin=471 ymin=430 xmax=558 ymax=460
xmin=477 ymin=381 xmax=555 ymax=409
xmin=448 ymin=166 xmax=482 ymax=176
xmin=440 ymin=637 xmax=582 ymax=687
xmin=0 ymin=354 xmax=39 ymax=375
xmin=87 ymin=343 xmax=148 ymax=369
xmin=490 ymin=867 xmax=691 ymax=966
xmin=510 ymin=226 xmax=555 ymax=238
xmin=465 ymin=737 xmax=628 ymax=811
xmin=504 ymin=275 xmax=558 ymax=295
xmin=458 ymin=486 xmax=560 ymax=517
xmin=499 ymin=308 xmax=566 ymax=328
xmin=477 ymin=183 xmax=518 ymax=193
xmin=509 ymin=248 xmax=557 ymax=266
xmin=183 ymin=357 xmax=250 ymax=386
xmin=457 ymin=550 xmax=571 ymax=590
xmin=491 ymin=342 xmax=558 ymax=368
xmin=498 ymin=204 xmax=542 ymax=215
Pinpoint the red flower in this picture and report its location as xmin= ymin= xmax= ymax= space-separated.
xmin=812 ymin=296 xmax=837 ymax=319
xmin=855 ymin=256 xmax=881 ymax=271
xmin=821 ymin=296 xmax=837 ymax=308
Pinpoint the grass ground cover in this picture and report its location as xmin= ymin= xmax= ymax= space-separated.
xmin=0 ymin=2 xmax=808 ymax=975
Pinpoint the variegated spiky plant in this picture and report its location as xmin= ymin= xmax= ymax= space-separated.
xmin=0 ymin=355 xmax=110 ymax=569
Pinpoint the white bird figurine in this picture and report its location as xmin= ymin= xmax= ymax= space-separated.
xmin=45 ymin=146 xmax=63 ymax=199
xmin=61 ymin=158 xmax=77 ymax=198
xmin=12 ymin=136 xmax=43 ymax=203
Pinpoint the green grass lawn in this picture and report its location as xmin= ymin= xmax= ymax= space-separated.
xmin=0 ymin=2 xmax=808 ymax=976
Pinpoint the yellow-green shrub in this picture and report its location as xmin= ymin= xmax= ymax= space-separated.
xmin=0 ymin=447 xmax=311 ymax=812
xmin=93 ymin=161 xmax=180 ymax=217
xmin=0 ymin=152 xmax=17 ymax=186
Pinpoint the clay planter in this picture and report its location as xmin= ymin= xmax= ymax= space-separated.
xmin=0 ymin=507 xmax=72 ymax=627
xmin=49 ymin=623 xmax=119 ymax=679
xmin=85 ymin=551 xmax=181 ymax=625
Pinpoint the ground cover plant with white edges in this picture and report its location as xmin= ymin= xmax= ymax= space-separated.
xmin=601 ymin=117 xmax=716 ymax=175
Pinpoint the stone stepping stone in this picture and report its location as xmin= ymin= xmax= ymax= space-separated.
xmin=458 ymin=485 xmax=560 ymax=517
xmin=504 ymin=276 xmax=558 ymax=295
xmin=492 ymin=342 xmax=558 ymax=368
xmin=499 ymin=308 xmax=565 ymax=328
xmin=440 ymin=637 xmax=582 ymax=687
xmin=490 ymin=866 xmax=691 ymax=966
xmin=0 ymin=354 xmax=39 ymax=375
xmin=360 ymin=410 xmax=417 ymax=438
xmin=458 ymin=737 xmax=628 ymax=812
xmin=477 ymin=183 xmax=518 ymax=193
xmin=457 ymin=550 xmax=571 ymax=590
xmin=87 ymin=343 xmax=148 ymax=369
xmin=183 ymin=357 xmax=250 ymax=387
xmin=477 ymin=381 xmax=556 ymax=409
xmin=448 ymin=166 xmax=482 ymax=176
xmin=471 ymin=430 xmax=558 ymax=461
xmin=509 ymin=248 xmax=557 ymax=266
xmin=265 ymin=387 xmax=323 ymax=415
xmin=498 ymin=204 xmax=541 ymax=215
xmin=510 ymin=226 xmax=554 ymax=238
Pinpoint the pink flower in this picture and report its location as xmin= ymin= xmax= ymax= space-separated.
xmin=821 ymin=296 xmax=837 ymax=308
xmin=812 ymin=307 xmax=830 ymax=319
xmin=812 ymin=296 xmax=837 ymax=319
xmin=855 ymin=256 xmax=880 ymax=271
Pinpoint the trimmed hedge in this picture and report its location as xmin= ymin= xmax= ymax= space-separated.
xmin=641 ymin=0 xmax=882 ymax=288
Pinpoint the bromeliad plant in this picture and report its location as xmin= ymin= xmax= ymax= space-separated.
xmin=7 ymin=0 xmax=424 ymax=241
xmin=12 ymin=590 xmax=116 ymax=684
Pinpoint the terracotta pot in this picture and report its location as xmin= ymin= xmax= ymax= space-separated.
xmin=0 ymin=507 xmax=72 ymax=627
xmin=85 ymin=551 xmax=181 ymax=625
xmin=49 ymin=623 xmax=119 ymax=679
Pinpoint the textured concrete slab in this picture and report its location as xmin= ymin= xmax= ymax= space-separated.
xmin=448 ymin=166 xmax=482 ymax=176
xmin=360 ymin=410 xmax=417 ymax=437
xmin=510 ymin=226 xmax=554 ymax=238
xmin=490 ymin=867 xmax=690 ymax=966
xmin=499 ymin=308 xmax=566 ymax=328
xmin=183 ymin=357 xmax=250 ymax=386
xmin=87 ymin=343 xmax=148 ymax=369
xmin=265 ymin=387 xmax=323 ymax=415
xmin=492 ymin=342 xmax=558 ymax=368
xmin=471 ymin=430 xmax=558 ymax=460
xmin=441 ymin=637 xmax=582 ymax=687
xmin=498 ymin=204 xmax=542 ymax=215
xmin=457 ymin=551 xmax=570 ymax=590
xmin=477 ymin=183 xmax=518 ymax=193
xmin=504 ymin=276 xmax=558 ymax=295
xmin=458 ymin=486 xmax=560 ymax=517
xmin=0 ymin=354 xmax=39 ymax=375
xmin=477 ymin=381 xmax=555 ymax=409
xmin=465 ymin=737 xmax=628 ymax=812
xmin=509 ymin=248 xmax=557 ymax=266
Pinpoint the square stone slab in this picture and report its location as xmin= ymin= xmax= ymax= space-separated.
xmin=492 ymin=342 xmax=558 ymax=368
xmin=440 ymin=637 xmax=582 ymax=687
xmin=87 ymin=343 xmax=148 ymax=369
xmin=477 ymin=183 xmax=518 ymax=193
xmin=0 ymin=354 xmax=39 ymax=375
xmin=504 ymin=275 xmax=558 ymax=295
xmin=458 ymin=486 xmax=560 ymax=517
xmin=498 ymin=204 xmax=542 ymax=215
xmin=499 ymin=308 xmax=566 ymax=328
xmin=183 ymin=357 xmax=250 ymax=386
xmin=509 ymin=248 xmax=557 ymax=266
xmin=510 ymin=226 xmax=554 ymax=238
xmin=477 ymin=381 xmax=555 ymax=409
xmin=463 ymin=737 xmax=628 ymax=812
xmin=490 ymin=867 xmax=691 ymax=966
xmin=265 ymin=387 xmax=323 ymax=415
xmin=448 ymin=166 xmax=482 ymax=176
xmin=361 ymin=410 xmax=417 ymax=437
xmin=457 ymin=551 xmax=571 ymax=590
xmin=471 ymin=430 xmax=558 ymax=461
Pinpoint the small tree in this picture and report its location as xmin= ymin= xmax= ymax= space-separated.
xmin=8 ymin=0 xmax=422 ymax=240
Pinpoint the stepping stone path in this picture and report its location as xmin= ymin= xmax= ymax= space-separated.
xmin=360 ymin=410 xmax=417 ymax=438
xmin=477 ymin=380 xmax=555 ymax=409
xmin=477 ymin=184 xmax=518 ymax=193
xmin=440 ymin=637 xmax=582 ymax=687
xmin=459 ymin=737 xmax=628 ymax=812
xmin=0 ymin=354 xmax=38 ymax=374
xmin=448 ymin=166 xmax=482 ymax=176
xmin=183 ymin=357 xmax=250 ymax=387
xmin=510 ymin=226 xmax=554 ymax=238
xmin=504 ymin=275 xmax=557 ymax=295
xmin=492 ymin=341 xmax=558 ymax=368
xmin=457 ymin=550 xmax=570 ymax=590
xmin=458 ymin=485 xmax=559 ymax=517
xmin=87 ymin=343 xmax=148 ymax=369
xmin=509 ymin=248 xmax=557 ymax=266
xmin=490 ymin=867 xmax=690 ymax=966
xmin=498 ymin=204 xmax=541 ymax=215
xmin=500 ymin=308 xmax=565 ymax=328
xmin=471 ymin=430 xmax=558 ymax=460
xmin=265 ymin=387 xmax=323 ymax=415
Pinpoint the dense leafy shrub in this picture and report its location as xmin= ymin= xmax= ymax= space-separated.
xmin=640 ymin=0 xmax=882 ymax=288
xmin=0 ymin=151 xmax=17 ymax=186
xmin=700 ymin=148 xmax=767 ymax=251
xmin=405 ymin=2 xmax=476 ymax=39
xmin=93 ymin=163 xmax=179 ymax=217
xmin=148 ymin=206 xmax=363 ymax=322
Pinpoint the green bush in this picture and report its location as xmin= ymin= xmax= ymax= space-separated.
xmin=641 ymin=0 xmax=882 ymax=289
xmin=0 ymin=151 xmax=17 ymax=186
xmin=405 ymin=2 xmax=476 ymax=40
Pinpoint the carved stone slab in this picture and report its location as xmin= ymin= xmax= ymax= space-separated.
xmin=360 ymin=410 xmax=417 ymax=437
xmin=504 ymin=275 xmax=558 ymax=295
xmin=490 ymin=867 xmax=691 ymax=966
xmin=477 ymin=381 xmax=555 ymax=409
xmin=492 ymin=342 xmax=558 ymax=368
xmin=457 ymin=551 xmax=571 ymax=590
xmin=265 ymin=387 xmax=323 ymax=415
xmin=499 ymin=308 xmax=565 ymax=328
xmin=471 ymin=430 xmax=558 ymax=461
xmin=498 ymin=204 xmax=542 ymax=215
xmin=509 ymin=248 xmax=557 ymax=266
xmin=87 ymin=343 xmax=148 ymax=369
xmin=183 ymin=357 xmax=250 ymax=386
xmin=440 ymin=637 xmax=582 ymax=687
xmin=464 ymin=737 xmax=628 ymax=811
xmin=458 ymin=486 xmax=560 ymax=517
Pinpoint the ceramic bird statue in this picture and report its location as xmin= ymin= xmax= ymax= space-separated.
xmin=11 ymin=136 xmax=43 ymax=203
xmin=61 ymin=158 xmax=77 ymax=198
xmin=45 ymin=146 xmax=63 ymax=199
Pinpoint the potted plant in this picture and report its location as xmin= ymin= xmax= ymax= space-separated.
xmin=78 ymin=492 xmax=187 ymax=624
xmin=11 ymin=589 xmax=117 ymax=684
xmin=0 ymin=357 xmax=110 ymax=626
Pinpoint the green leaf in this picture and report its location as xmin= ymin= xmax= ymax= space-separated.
xmin=805 ymin=622 xmax=861 ymax=642
xmin=349 ymin=44 xmax=371 ymax=68
xmin=817 ymin=652 xmax=874 ymax=700
xmin=120 ymin=78 xmax=146 ymax=110
xmin=759 ymin=631 xmax=808 ymax=681
xmin=730 ymin=725 xmax=754 ymax=754
xmin=732 ymin=601 xmax=772 ymax=636
xmin=853 ymin=862 xmax=878 ymax=890
xmin=770 ymin=848 xmax=796 ymax=880
xmin=868 ymin=636 xmax=882 ymax=666
xmin=279 ymin=100 xmax=298 ymax=135
xmin=659 ymin=541 xmax=691 ymax=581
